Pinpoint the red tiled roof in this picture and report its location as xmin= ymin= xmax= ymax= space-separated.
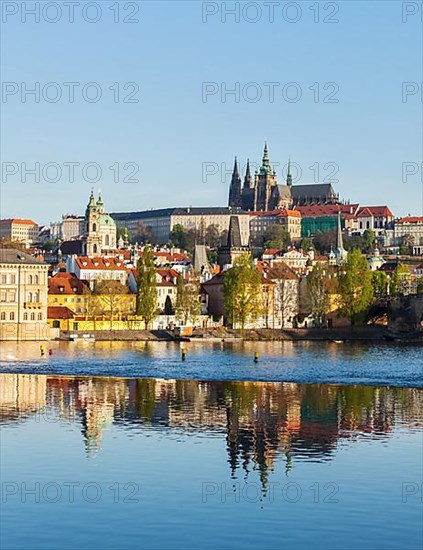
xmin=249 ymin=209 xmax=301 ymax=218
xmin=358 ymin=206 xmax=394 ymax=217
xmin=47 ymin=306 xmax=75 ymax=319
xmin=263 ymin=248 xmax=282 ymax=257
xmin=396 ymin=216 xmax=423 ymax=224
xmin=296 ymin=204 xmax=359 ymax=218
xmin=0 ymin=218 xmax=38 ymax=226
xmin=75 ymin=256 xmax=126 ymax=270
xmin=48 ymin=273 xmax=89 ymax=295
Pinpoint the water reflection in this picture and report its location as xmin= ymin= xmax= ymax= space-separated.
xmin=1 ymin=374 xmax=422 ymax=486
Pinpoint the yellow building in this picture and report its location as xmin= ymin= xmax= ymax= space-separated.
xmin=48 ymin=272 xmax=136 ymax=330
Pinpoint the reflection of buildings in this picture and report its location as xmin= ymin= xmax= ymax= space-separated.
xmin=1 ymin=374 xmax=422 ymax=489
xmin=0 ymin=373 xmax=47 ymax=422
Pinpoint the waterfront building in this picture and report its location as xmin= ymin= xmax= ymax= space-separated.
xmin=128 ymin=267 xmax=178 ymax=313
xmin=111 ymin=207 xmax=251 ymax=246
xmin=0 ymin=218 xmax=39 ymax=246
xmin=0 ymin=248 xmax=49 ymax=341
xmin=48 ymin=272 xmax=90 ymax=316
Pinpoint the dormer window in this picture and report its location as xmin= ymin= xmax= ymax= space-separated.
xmin=59 ymin=286 xmax=64 ymax=292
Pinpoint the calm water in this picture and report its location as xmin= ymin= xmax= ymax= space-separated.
xmin=1 ymin=343 xmax=422 ymax=549
xmin=0 ymin=340 xmax=422 ymax=387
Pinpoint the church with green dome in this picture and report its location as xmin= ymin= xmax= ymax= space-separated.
xmin=83 ymin=190 xmax=117 ymax=256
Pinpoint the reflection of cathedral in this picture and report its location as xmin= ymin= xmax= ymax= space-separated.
xmin=84 ymin=190 xmax=117 ymax=256
xmin=228 ymin=143 xmax=340 ymax=211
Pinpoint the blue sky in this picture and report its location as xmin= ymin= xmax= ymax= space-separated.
xmin=1 ymin=0 xmax=422 ymax=225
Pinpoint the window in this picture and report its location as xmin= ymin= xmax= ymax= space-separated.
xmin=34 ymin=275 xmax=39 ymax=284
xmin=30 ymin=312 xmax=35 ymax=320
xmin=0 ymin=291 xmax=6 ymax=302
xmin=92 ymin=223 xmax=97 ymax=232
xmin=38 ymin=312 xmax=42 ymax=320
xmin=53 ymin=320 xmax=60 ymax=328
xmin=23 ymin=312 xmax=28 ymax=320
xmin=27 ymin=292 xmax=32 ymax=302
xmin=10 ymin=312 xmax=15 ymax=320
xmin=0 ymin=312 xmax=5 ymax=320
xmin=105 ymin=234 xmax=110 ymax=246
xmin=29 ymin=275 xmax=33 ymax=284
xmin=10 ymin=275 xmax=16 ymax=284
xmin=1 ymin=275 xmax=6 ymax=284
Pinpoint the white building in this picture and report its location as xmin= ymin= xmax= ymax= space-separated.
xmin=0 ymin=248 xmax=49 ymax=340
xmin=0 ymin=219 xmax=39 ymax=246
xmin=66 ymin=255 xmax=127 ymax=289
xmin=112 ymin=207 xmax=250 ymax=246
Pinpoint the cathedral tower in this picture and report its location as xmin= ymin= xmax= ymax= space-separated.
xmin=228 ymin=157 xmax=242 ymax=208
xmin=254 ymin=143 xmax=278 ymax=211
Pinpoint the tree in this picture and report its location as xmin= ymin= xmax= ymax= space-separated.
xmin=136 ymin=247 xmax=158 ymax=329
xmin=92 ymin=279 xmax=129 ymax=331
xmin=164 ymin=295 xmax=174 ymax=315
xmin=263 ymin=225 xmax=291 ymax=250
xmin=306 ymin=263 xmax=330 ymax=324
xmin=389 ymin=264 xmax=411 ymax=296
xmin=362 ymin=229 xmax=375 ymax=252
xmin=170 ymin=224 xmax=188 ymax=249
xmin=223 ymin=254 xmax=262 ymax=332
xmin=175 ymin=273 xmax=201 ymax=325
xmin=205 ymin=224 xmax=220 ymax=248
xmin=371 ymin=271 xmax=388 ymax=295
xmin=338 ymin=249 xmax=374 ymax=324
xmin=313 ymin=230 xmax=336 ymax=253
xmin=135 ymin=222 xmax=153 ymax=244
xmin=300 ymin=237 xmax=313 ymax=253
xmin=417 ymin=277 xmax=423 ymax=295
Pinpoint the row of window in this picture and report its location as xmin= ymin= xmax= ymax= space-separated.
xmin=0 ymin=312 xmax=43 ymax=321
xmin=0 ymin=274 xmax=43 ymax=284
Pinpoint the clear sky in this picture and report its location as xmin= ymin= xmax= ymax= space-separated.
xmin=1 ymin=0 xmax=422 ymax=225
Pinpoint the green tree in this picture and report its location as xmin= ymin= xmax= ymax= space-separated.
xmin=164 ymin=294 xmax=174 ymax=315
xmin=389 ymin=264 xmax=411 ymax=296
xmin=338 ymin=249 xmax=374 ymax=324
xmin=136 ymin=246 xmax=158 ymax=329
xmin=417 ymin=277 xmax=423 ymax=295
xmin=263 ymin=225 xmax=291 ymax=250
xmin=362 ymin=229 xmax=375 ymax=252
xmin=170 ymin=224 xmax=188 ymax=249
xmin=92 ymin=279 xmax=129 ymax=331
xmin=223 ymin=254 xmax=262 ymax=332
xmin=300 ymin=237 xmax=313 ymax=253
xmin=371 ymin=271 xmax=388 ymax=295
xmin=205 ymin=224 xmax=220 ymax=248
xmin=306 ymin=263 xmax=330 ymax=324
xmin=175 ymin=273 xmax=201 ymax=325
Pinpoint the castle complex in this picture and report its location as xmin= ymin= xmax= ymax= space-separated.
xmin=228 ymin=143 xmax=340 ymax=211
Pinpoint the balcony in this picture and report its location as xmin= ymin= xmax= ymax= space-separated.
xmin=23 ymin=302 xmax=43 ymax=309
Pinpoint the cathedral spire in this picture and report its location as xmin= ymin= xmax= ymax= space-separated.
xmin=228 ymin=156 xmax=242 ymax=208
xmin=286 ymin=158 xmax=292 ymax=187
xmin=335 ymin=211 xmax=347 ymax=265
xmin=243 ymin=158 xmax=252 ymax=189
xmin=260 ymin=142 xmax=272 ymax=175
